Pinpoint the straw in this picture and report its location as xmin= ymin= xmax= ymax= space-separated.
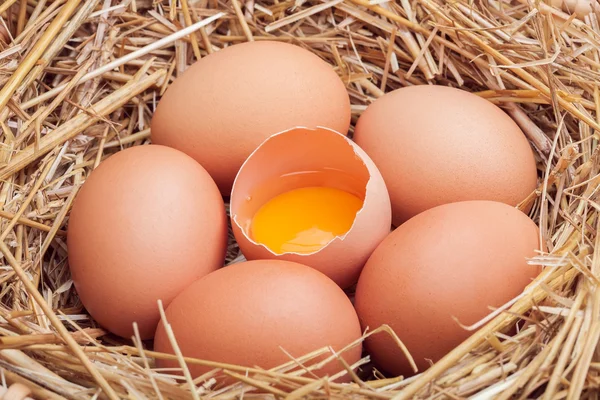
xmin=0 ymin=0 xmax=597 ymax=398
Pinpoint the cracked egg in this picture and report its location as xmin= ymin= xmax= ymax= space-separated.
xmin=230 ymin=127 xmax=392 ymax=289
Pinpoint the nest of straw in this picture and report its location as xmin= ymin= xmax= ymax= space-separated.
xmin=0 ymin=0 xmax=596 ymax=398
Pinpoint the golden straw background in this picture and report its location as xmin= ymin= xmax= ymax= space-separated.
xmin=0 ymin=0 xmax=596 ymax=398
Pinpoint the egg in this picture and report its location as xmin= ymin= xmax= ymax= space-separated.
xmin=230 ymin=126 xmax=391 ymax=289
xmin=151 ymin=41 xmax=351 ymax=196
xmin=154 ymin=260 xmax=362 ymax=382
xmin=67 ymin=145 xmax=227 ymax=339
xmin=551 ymin=0 xmax=598 ymax=17
xmin=354 ymin=201 xmax=542 ymax=376
xmin=353 ymin=85 xmax=538 ymax=226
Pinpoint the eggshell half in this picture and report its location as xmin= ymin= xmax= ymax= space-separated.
xmin=231 ymin=127 xmax=391 ymax=289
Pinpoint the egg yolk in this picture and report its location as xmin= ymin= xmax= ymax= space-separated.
xmin=250 ymin=186 xmax=363 ymax=254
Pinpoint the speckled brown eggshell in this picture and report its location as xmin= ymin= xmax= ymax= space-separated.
xmin=151 ymin=40 xmax=352 ymax=195
xmin=154 ymin=260 xmax=363 ymax=382
xmin=353 ymin=85 xmax=538 ymax=226
xmin=354 ymin=201 xmax=542 ymax=377
xmin=67 ymin=145 xmax=227 ymax=339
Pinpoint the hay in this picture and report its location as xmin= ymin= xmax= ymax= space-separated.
xmin=0 ymin=0 xmax=596 ymax=398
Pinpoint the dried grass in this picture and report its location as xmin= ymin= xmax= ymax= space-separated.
xmin=0 ymin=0 xmax=597 ymax=398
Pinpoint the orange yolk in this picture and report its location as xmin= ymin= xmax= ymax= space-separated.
xmin=250 ymin=186 xmax=363 ymax=254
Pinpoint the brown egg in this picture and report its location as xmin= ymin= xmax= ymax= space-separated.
xmin=154 ymin=260 xmax=362 ymax=382
xmin=353 ymin=85 xmax=538 ymax=226
xmin=230 ymin=127 xmax=391 ymax=289
xmin=551 ymin=0 xmax=598 ymax=17
xmin=354 ymin=201 xmax=542 ymax=376
xmin=68 ymin=145 xmax=227 ymax=339
xmin=151 ymin=41 xmax=351 ymax=195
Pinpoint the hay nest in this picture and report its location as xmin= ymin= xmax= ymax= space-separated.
xmin=0 ymin=0 xmax=596 ymax=398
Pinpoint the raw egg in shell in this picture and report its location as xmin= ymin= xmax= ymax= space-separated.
xmin=150 ymin=41 xmax=352 ymax=196
xmin=230 ymin=126 xmax=391 ymax=289
xmin=68 ymin=145 xmax=227 ymax=339
xmin=154 ymin=260 xmax=363 ymax=383
xmin=354 ymin=200 xmax=543 ymax=376
xmin=353 ymin=85 xmax=538 ymax=226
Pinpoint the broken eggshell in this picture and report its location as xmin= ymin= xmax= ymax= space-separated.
xmin=230 ymin=126 xmax=392 ymax=289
